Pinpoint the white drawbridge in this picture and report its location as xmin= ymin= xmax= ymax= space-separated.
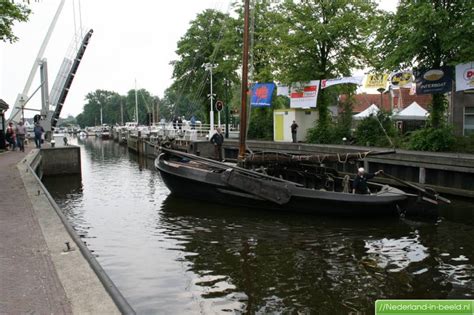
xmin=8 ymin=0 xmax=93 ymax=138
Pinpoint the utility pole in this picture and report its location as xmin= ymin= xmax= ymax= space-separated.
xmin=377 ymin=87 xmax=385 ymax=109
xmin=224 ymin=79 xmax=231 ymax=138
xmin=203 ymin=63 xmax=217 ymax=135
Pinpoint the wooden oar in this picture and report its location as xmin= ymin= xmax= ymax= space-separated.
xmin=382 ymin=172 xmax=451 ymax=204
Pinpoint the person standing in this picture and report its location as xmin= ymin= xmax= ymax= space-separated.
xmin=172 ymin=116 xmax=177 ymax=129
xmin=5 ymin=122 xmax=16 ymax=150
xmin=210 ymin=128 xmax=224 ymax=161
xmin=352 ymin=167 xmax=383 ymax=194
xmin=190 ymin=115 xmax=196 ymax=130
xmin=291 ymin=120 xmax=298 ymax=143
xmin=15 ymin=120 xmax=27 ymax=152
xmin=33 ymin=122 xmax=45 ymax=148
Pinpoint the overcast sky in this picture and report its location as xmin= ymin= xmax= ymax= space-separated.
xmin=0 ymin=0 xmax=396 ymax=118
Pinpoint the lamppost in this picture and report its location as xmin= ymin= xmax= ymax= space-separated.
xmin=203 ymin=63 xmax=217 ymax=135
xmin=224 ymin=79 xmax=231 ymax=138
xmin=377 ymin=87 xmax=385 ymax=109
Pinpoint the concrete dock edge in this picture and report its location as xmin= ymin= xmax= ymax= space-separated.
xmin=19 ymin=149 xmax=135 ymax=314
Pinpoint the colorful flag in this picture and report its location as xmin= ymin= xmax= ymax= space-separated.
xmin=250 ymin=83 xmax=275 ymax=107
xmin=290 ymin=80 xmax=320 ymax=108
xmin=455 ymin=61 xmax=474 ymax=92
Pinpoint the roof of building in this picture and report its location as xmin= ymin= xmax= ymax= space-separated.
xmin=340 ymin=88 xmax=432 ymax=113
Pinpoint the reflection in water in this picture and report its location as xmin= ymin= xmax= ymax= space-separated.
xmin=364 ymin=234 xmax=429 ymax=272
xmin=43 ymin=137 xmax=474 ymax=314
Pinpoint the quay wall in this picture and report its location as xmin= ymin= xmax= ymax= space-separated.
xmin=23 ymin=148 xmax=135 ymax=314
xmin=38 ymin=146 xmax=82 ymax=177
xmin=223 ymin=140 xmax=474 ymax=198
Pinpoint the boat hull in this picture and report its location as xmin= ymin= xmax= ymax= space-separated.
xmin=156 ymin=155 xmax=417 ymax=217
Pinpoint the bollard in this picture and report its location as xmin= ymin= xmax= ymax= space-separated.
xmin=51 ymin=140 xmax=56 ymax=147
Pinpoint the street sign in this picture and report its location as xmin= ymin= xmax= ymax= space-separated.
xmin=215 ymin=100 xmax=224 ymax=112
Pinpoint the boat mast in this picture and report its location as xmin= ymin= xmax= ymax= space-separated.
xmin=135 ymin=79 xmax=139 ymax=124
xmin=238 ymin=0 xmax=250 ymax=160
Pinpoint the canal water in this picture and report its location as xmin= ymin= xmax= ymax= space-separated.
xmin=43 ymin=137 xmax=474 ymax=314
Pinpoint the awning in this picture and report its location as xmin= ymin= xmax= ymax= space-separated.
xmin=353 ymin=104 xmax=379 ymax=120
xmin=392 ymin=101 xmax=428 ymax=121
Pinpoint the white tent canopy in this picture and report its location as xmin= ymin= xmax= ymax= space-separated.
xmin=353 ymin=104 xmax=379 ymax=120
xmin=392 ymin=101 xmax=428 ymax=121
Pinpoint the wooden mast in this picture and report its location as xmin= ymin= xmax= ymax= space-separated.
xmin=238 ymin=0 xmax=250 ymax=159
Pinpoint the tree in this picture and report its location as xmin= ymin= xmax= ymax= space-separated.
xmin=76 ymin=89 xmax=160 ymax=127
xmin=376 ymin=0 xmax=474 ymax=128
xmin=0 ymin=1 xmax=31 ymax=43
xmin=170 ymin=9 xmax=240 ymax=124
xmin=272 ymin=0 xmax=383 ymax=143
xmin=354 ymin=111 xmax=396 ymax=147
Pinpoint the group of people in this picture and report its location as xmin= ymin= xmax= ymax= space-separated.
xmin=172 ymin=115 xmax=197 ymax=130
xmin=5 ymin=120 xmax=45 ymax=151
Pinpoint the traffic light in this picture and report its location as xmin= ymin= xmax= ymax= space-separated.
xmin=34 ymin=114 xmax=41 ymax=123
xmin=215 ymin=100 xmax=224 ymax=112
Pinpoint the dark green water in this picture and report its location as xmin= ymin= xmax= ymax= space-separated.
xmin=43 ymin=137 xmax=474 ymax=314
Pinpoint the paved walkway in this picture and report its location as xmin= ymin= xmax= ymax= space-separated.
xmin=0 ymin=147 xmax=72 ymax=314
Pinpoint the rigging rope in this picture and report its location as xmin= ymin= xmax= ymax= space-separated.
xmin=78 ymin=0 xmax=83 ymax=37
xmin=72 ymin=0 xmax=77 ymax=48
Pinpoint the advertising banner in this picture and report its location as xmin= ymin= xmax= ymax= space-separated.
xmin=321 ymin=76 xmax=363 ymax=89
xmin=455 ymin=61 xmax=474 ymax=91
xmin=290 ymin=80 xmax=320 ymax=108
xmin=389 ymin=71 xmax=413 ymax=89
xmin=414 ymin=66 xmax=453 ymax=94
xmin=364 ymin=74 xmax=389 ymax=89
xmin=250 ymin=83 xmax=275 ymax=107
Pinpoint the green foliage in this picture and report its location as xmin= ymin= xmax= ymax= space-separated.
xmin=307 ymin=89 xmax=354 ymax=144
xmin=248 ymin=107 xmax=273 ymax=140
xmin=408 ymin=126 xmax=455 ymax=152
xmin=0 ymin=1 xmax=31 ymax=43
xmin=452 ymin=134 xmax=474 ymax=154
xmin=375 ymin=0 xmax=473 ymax=128
xmin=375 ymin=0 xmax=473 ymax=69
xmin=428 ymin=93 xmax=449 ymax=129
xmin=270 ymin=0 xmax=382 ymax=130
xmin=354 ymin=111 xmax=396 ymax=147
xmin=306 ymin=122 xmax=337 ymax=144
xmin=170 ymin=9 xmax=240 ymax=123
xmin=76 ymin=89 xmax=163 ymax=127
xmin=58 ymin=115 xmax=77 ymax=127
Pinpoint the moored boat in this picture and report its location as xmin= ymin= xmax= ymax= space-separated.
xmin=154 ymin=0 xmax=447 ymax=219
xmin=156 ymin=148 xmax=441 ymax=218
